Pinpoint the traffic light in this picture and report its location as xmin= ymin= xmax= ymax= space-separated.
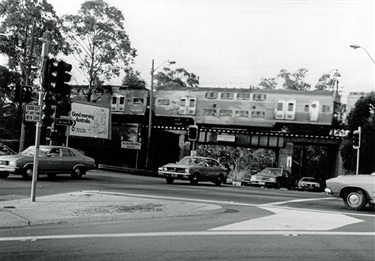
xmin=54 ymin=60 xmax=72 ymax=100
xmin=187 ymin=125 xmax=199 ymax=141
xmin=352 ymin=128 xmax=361 ymax=149
xmin=45 ymin=58 xmax=72 ymax=99
xmin=20 ymin=85 xmax=33 ymax=103
xmin=45 ymin=58 xmax=59 ymax=92
xmin=42 ymin=93 xmax=56 ymax=127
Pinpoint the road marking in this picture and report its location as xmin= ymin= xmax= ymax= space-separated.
xmin=258 ymin=197 xmax=335 ymax=207
xmin=90 ymin=190 xmax=375 ymax=218
xmin=210 ymin=207 xmax=363 ymax=231
xmin=0 ymin=231 xmax=374 ymax=242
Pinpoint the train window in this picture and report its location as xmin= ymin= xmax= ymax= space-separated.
xmin=235 ymin=110 xmax=249 ymax=117
xmin=221 ymin=92 xmax=234 ymax=100
xmin=251 ymin=111 xmax=265 ymax=118
xmin=180 ymin=98 xmax=186 ymax=107
xmin=205 ymin=92 xmax=218 ymax=99
xmin=287 ymin=102 xmax=294 ymax=111
xmin=253 ymin=94 xmax=267 ymax=101
xmin=119 ymin=97 xmax=125 ymax=105
xmin=304 ymin=105 xmax=309 ymax=112
xmin=203 ymin=109 xmax=217 ymax=116
xmin=237 ymin=93 xmax=250 ymax=100
xmin=189 ymin=99 xmax=195 ymax=107
xmin=322 ymin=105 xmax=331 ymax=113
xmin=157 ymin=99 xmax=170 ymax=105
xmin=219 ymin=109 xmax=233 ymax=116
xmin=133 ymin=98 xmax=144 ymax=105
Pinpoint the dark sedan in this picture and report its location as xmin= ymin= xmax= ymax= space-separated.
xmin=158 ymin=156 xmax=228 ymax=186
xmin=0 ymin=145 xmax=96 ymax=180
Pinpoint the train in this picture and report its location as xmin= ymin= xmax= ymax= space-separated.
xmin=110 ymin=86 xmax=343 ymax=134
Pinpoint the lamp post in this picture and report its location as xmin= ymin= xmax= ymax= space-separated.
xmin=350 ymin=45 xmax=375 ymax=64
xmin=350 ymin=44 xmax=375 ymax=92
xmin=145 ymin=59 xmax=176 ymax=168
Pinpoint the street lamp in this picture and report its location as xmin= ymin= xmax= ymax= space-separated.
xmin=145 ymin=59 xmax=176 ymax=168
xmin=350 ymin=45 xmax=375 ymax=64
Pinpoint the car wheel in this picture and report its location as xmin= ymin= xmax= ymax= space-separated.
xmin=22 ymin=166 xmax=33 ymax=180
xmin=214 ymin=174 xmax=224 ymax=186
xmin=0 ymin=172 xmax=9 ymax=179
xmin=190 ymin=173 xmax=199 ymax=185
xmin=343 ymin=189 xmax=367 ymax=211
xmin=166 ymin=177 xmax=174 ymax=184
xmin=71 ymin=167 xmax=85 ymax=179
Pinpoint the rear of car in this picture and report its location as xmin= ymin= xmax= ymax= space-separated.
xmin=250 ymin=168 xmax=293 ymax=189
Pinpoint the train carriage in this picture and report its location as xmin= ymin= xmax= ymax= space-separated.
xmin=153 ymin=86 xmax=341 ymax=133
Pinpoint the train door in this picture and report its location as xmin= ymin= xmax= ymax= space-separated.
xmin=309 ymin=100 xmax=320 ymax=121
xmin=179 ymin=96 xmax=197 ymax=115
xmin=275 ymin=100 xmax=286 ymax=119
xmin=285 ymin=100 xmax=296 ymax=120
xmin=111 ymin=96 xmax=118 ymax=111
xmin=118 ymin=95 xmax=125 ymax=112
xmin=179 ymin=97 xmax=187 ymax=114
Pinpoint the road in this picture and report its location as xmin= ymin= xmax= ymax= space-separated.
xmin=1 ymin=170 xmax=374 ymax=261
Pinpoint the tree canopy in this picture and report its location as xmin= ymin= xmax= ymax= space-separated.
xmin=62 ymin=0 xmax=136 ymax=101
xmin=341 ymin=92 xmax=375 ymax=173
xmin=154 ymin=67 xmax=200 ymax=88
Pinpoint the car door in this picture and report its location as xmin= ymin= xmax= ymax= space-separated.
xmin=39 ymin=148 xmax=63 ymax=174
xmin=61 ymin=148 xmax=77 ymax=173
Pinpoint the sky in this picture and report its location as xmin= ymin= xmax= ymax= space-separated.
xmin=47 ymin=0 xmax=375 ymax=95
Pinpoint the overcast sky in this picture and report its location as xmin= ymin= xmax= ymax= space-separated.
xmin=49 ymin=0 xmax=375 ymax=94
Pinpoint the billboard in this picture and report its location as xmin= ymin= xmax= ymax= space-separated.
xmin=69 ymin=102 xmax=111 ymax=139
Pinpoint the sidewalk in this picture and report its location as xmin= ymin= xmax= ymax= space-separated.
xmin=0 ymin=191 xmax=223 ymax=228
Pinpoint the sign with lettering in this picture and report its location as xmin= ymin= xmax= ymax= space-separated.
xmin=69 ymin=102 xmax=110 ymax=139
xmin=25 ymin=105 xmax=42 ymax=122
xmin=121 ymin=141 xmax=141 ymax=150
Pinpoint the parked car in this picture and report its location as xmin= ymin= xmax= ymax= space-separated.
xmin=158 ymin=156 xmax=228 ymax=186
xmin=0 ymin=144 xmax=16 ymax=155
xmin=325 ymin=174 xmax=375 ymax=211
xmin=0 ymin=145 xmax=96 ymax=180
xmin=250 ymin=167 xmax=294 ymax=189
xmin=297 ymin=177 xmax=321 ymax=191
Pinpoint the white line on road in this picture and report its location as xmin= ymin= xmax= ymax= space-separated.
xmin=0 ymin=231 xmax=374 ymax=242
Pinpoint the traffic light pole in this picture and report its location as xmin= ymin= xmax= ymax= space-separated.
xmin=30 ymin=42 xmax=48 ymax=202
xmin=355 ymin=127 xmax=361 ymax=175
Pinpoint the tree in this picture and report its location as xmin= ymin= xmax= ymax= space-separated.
xmin=154 ymin=67 xmax=199 ymax=88
xmin=258 ymin=77 xmax=277 ymax=89
xmin=341 ymin=92 xmax=375 ymax=173
xmin=121 ymin=68 xmax=146 ymax=89
xmin=62 ymin=0 xmax=136 ymax=102
xmin=278 ymin=68 xmax=311 ymax=90
xmin=0 ymin=0 xmax=69 ymax=85
xmin=315 ymin=69 xmax=341 ymax=91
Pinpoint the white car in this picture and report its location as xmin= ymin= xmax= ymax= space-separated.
xmin=325 ymin=174 xmax=375 ymax=211
xmin=297 ymin=177 xmax=321 ymax=191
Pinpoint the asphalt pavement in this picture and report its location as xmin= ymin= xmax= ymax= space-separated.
xmin=0 ymin=190 xmax=223 ymax=228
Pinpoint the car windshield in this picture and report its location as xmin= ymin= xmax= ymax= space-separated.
xmin=260 ymin=168 xmax=282 ymax=176
xmin=178 ymin=157 xmax=207 ymax=165
xmin=303 ymin=178 xmax=316 ymax=182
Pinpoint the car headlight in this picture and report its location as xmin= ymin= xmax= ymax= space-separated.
xmin=162 ymin=167 xmax=167 ymax=171
xmin=250 ymin=176 xmax=256 ymax=181
xmin=185 ymin=168 xmax=190 ymax=174
xmin=8 ymin=161 xmax=16 ymax=167
xmin=268 ymin=177 xmax=276 ymax=182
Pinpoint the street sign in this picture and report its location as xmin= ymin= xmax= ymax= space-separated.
xmin=121 ymin=141 xmax=141 ymax=150
xmin=55 ymin=118 xmax=74 ymax=126
xmin=25 ymin=105 xmax=42 ymax=122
